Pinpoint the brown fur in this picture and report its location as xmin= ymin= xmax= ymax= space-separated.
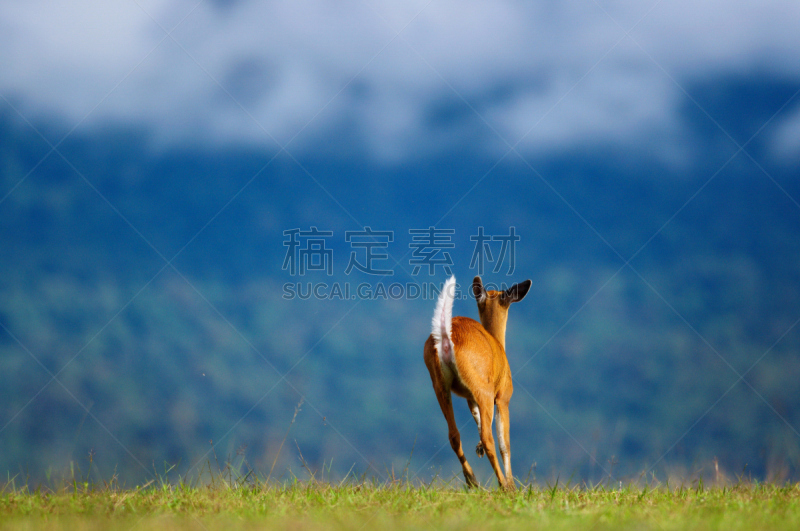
xmin=423 ymin=276 xmax=531 ymax=490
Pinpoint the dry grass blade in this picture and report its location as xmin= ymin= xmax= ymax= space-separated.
xmin=267 ymin=398 xmax=304 ymax=484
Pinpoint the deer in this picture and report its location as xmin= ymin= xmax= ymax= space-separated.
xmin=423 ymin=275 xmax=531 ymax=490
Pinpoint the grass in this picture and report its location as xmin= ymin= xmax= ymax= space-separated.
xmin=2 ymin=470 xmax=800 ymax=531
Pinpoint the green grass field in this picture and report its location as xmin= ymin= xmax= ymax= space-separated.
xmin=3 ymin=475 xmax=800 ymax=531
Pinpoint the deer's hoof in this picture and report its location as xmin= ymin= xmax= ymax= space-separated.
xmin=475 ymin=442 xmax=485 ymax=458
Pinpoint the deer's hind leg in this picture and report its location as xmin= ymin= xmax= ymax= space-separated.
xmin=424 ymin=338 xmax=478 ymax=487
xmin=476 ymin=395 xmax=507 ymax=489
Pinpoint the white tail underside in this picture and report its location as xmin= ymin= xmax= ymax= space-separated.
xmin=431 ymin=275 xmax=456 ymax=364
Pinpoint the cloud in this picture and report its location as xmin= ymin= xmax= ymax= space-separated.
xmin=2 ymin=0 xmax=800 ymax=162
xmin=770 ymin=103 xmax=800 ymax=162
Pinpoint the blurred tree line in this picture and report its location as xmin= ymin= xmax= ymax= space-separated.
xmin=1 ymin=99 xmax=799 ymax=485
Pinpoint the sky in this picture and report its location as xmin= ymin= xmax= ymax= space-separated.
xmin=2 ymin=0 xmax=800 ymax=164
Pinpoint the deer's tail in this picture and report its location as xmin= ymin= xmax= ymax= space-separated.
xmin=431 ymin=275 xmax=456 ymax=364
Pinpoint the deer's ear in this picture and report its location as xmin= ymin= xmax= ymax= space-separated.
xmin=504 ymin=279 xmax=532 ymax=303
xmin=472 ymin=276 xmax=487 ymax=303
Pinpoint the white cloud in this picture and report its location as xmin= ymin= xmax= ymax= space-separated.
xmin=2 ymin=0 xmax=800 ymax=162
xmin=770 ymin=103 xmax=800 ymax=163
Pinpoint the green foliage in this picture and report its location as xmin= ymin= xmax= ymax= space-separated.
xmin=3 ymin=113 xmax=800 ymax=484
xmin=2 ymin=476 xmax=800 ymax=531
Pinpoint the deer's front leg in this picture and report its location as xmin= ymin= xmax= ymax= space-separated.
xmin=495 ymin=399 xmax=514 ymax=490
xmin=468 ymin=399 xmax=485 ymax=457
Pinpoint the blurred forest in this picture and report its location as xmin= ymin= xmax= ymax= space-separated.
xmin=2 ymin=77 xmax=800 ymax=486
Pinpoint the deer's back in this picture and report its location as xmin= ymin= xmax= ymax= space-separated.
xmin=450 ymin=316 xmax=509 ymax=394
